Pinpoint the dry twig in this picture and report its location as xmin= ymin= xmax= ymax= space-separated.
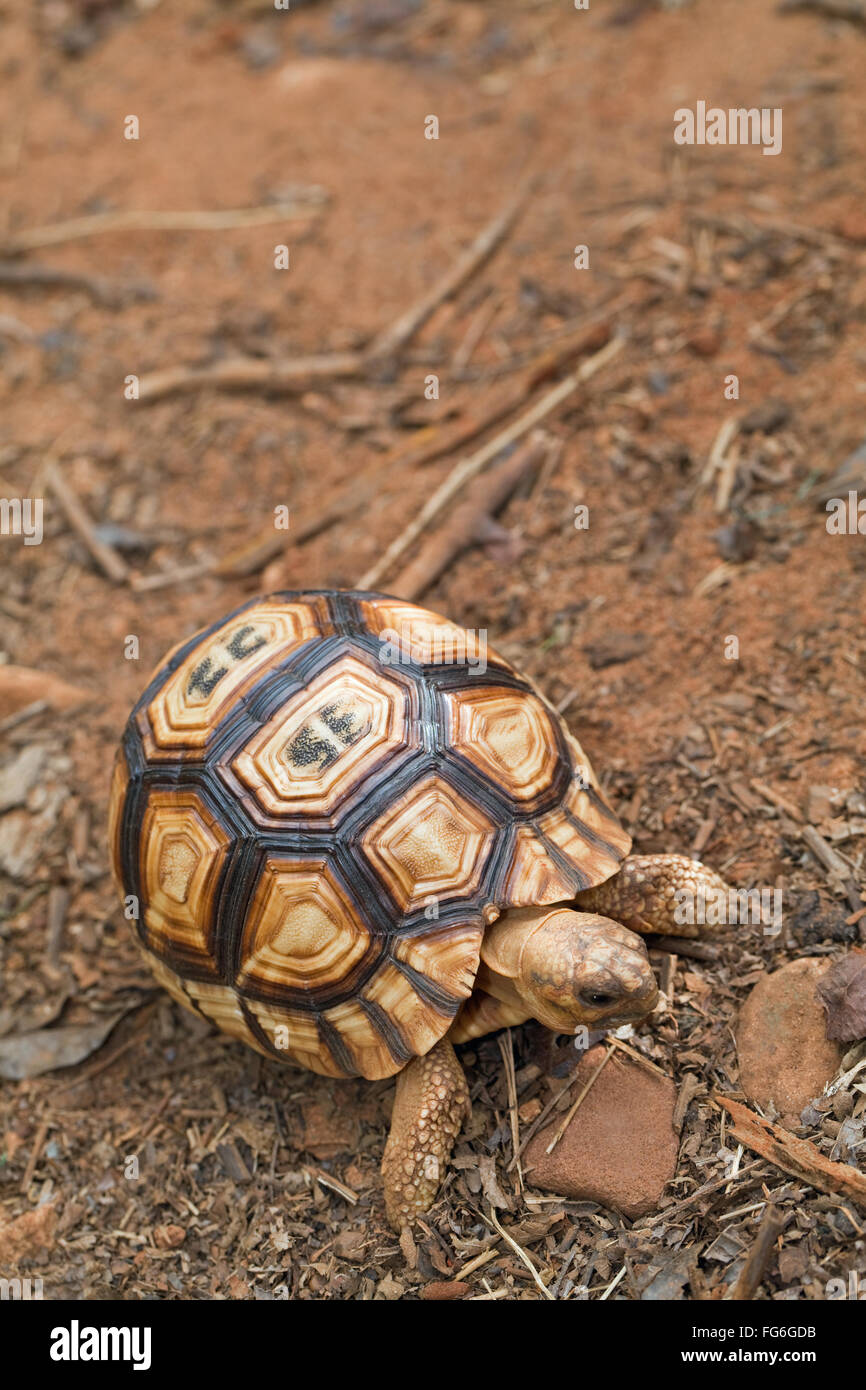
xmin=365 ymin=174 xmax=535 ymax=364
xmin=484 ymin=1207 xmax=554 ymax=1301
xmin=46 ymin=462 xmax=130 ymax=584
xmin=1 ymin=196 xmax=327 ymax=257
xmin=388 ymin=436 xmax=546 ymax=601
xmin=726 ymin=1205 xmax=787 ymax=1301
xmin=357 ymin=335 xmax=624 ymax=591
xmin=0 ymin=260 xmax=153 ymax=306
xmin=544 ymin=1044 xmax=615 ymax=1156
xmin=497 ymin=1030 xmax=523 ymax=1193
xmin=715 ymin=1096 xmax=866 ymax=1207
xmin=388 ymin=318 xmax=611 ymax=473
xmin=137 ymin=351 xmax=364 ymax=404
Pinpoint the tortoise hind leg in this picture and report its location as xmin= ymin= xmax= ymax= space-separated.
xmin=575 ymin=853 xmax=731 ymax=940
xmin=381 ymin=1037 xmax=469 ymax=1230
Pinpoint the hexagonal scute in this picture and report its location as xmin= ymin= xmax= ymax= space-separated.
xmin=237 ymin=855 xmax=373 ymax=997
xmin=357 ymin=596 xmax=505 ymax=670
xmin=230 ymin=653 xmax=409 ymax=822
xmin=143 ymin=599 xmax=320 ymax=757
xmin=362 ymin=774 xmax=495 ymax=913
xmin=443 ymin=685 xmax=560 ymax=804
xmin=139 ymin=789 xmax=231 ymax=970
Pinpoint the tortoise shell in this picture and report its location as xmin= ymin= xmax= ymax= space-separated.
xmin=109 ymin=590 xmax=630 ymax=1080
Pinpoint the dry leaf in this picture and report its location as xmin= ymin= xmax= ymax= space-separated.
xmin=816 ymin=953 xmax=866 ymax=1043
xmin=477 ymin=1154 xmax=511 ymax=1211
xmin=0 ymin=1012 xmax=125 ymax=1080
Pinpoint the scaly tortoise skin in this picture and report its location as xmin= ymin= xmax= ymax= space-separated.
xmin=109 ymin=589 xmax=728 ymax=1227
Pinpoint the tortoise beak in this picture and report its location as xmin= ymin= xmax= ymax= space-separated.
xmin=585 ymin=978 xmax=660 ymax=1032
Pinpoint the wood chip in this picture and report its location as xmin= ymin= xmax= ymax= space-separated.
xmin=715 ymin=1096 xmax=866 ymax=1207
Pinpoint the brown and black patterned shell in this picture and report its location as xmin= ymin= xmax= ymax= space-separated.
xmin=109 ymin=591 xmax=630 ymax=1080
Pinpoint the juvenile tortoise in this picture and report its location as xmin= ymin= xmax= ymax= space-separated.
xmin=109 ymin=589 xmax=728 ymax=1228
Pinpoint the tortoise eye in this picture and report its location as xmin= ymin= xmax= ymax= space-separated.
xmin=580 ymin=989 xmax=618 ymax=1007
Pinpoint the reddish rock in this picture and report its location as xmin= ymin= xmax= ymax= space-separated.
xmin=421 ymin=1281 xmax=470 ymax=1301
xmin=525 ymin=1046 xmax=678 ymax=1218
xmin=0 ymin=1202 xmax=57 ymax=1263
xmin=835 ymin=212 xmax=866 ymax=244
xmin=736 ymin=959 xmax=844 ymax=1124
xmin=298 ymin=1098 xmax=360 ymax=1159
xmin=153 ymin=1224 xmax=186 ymax=1249
xmin=687 ymin=326 xmax=722 ymax=358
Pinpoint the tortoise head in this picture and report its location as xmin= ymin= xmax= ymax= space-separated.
xmin=481 ymin=907 xmax=659 ymax=1033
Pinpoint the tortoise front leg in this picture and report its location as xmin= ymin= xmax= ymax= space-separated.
xmin=381 ymin=1036 xmax=470 ymax=1230
xmin=575 ymin=853 xmax=731 ymax=940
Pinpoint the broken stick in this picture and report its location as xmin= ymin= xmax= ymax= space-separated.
xmin=388 ymin=436 xmax=547 ymax=601
xmin=0 ymin=261 xmax=154 ymax=307
xmin=357 ymin=334 xmax=624 ymax=591
xmin=0 ymin=196 xmax=327 ymax=257
xmin=801 ymin=824 xmax=863 ymax=913
xmin=45 ymin=463 xmax=130 ymax=585
xmin=715 ymin=1095 xmax=866 ymax=1207
xmin=137 ymin=351 xmax=364 ymax=404
xmin=365 ymin=174 xmax=535 ymax=365
xmin=386 ymin=317 xmax=612 ymax=473
xmin=727 ymin=1204 xmax=787 ymax=1301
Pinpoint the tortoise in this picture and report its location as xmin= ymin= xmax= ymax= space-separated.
xmin=109 ymin=589 xmax=728 ymax=1228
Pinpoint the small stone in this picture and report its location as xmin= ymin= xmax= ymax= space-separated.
xmin=525 ymin=1046 xmax=678 ymax=1218
xmin=299 ymin=1098 xmax=360 ymax=1159
xmin=374 ymin=1274 xmax=405 ymax=1300
xmin=739 ymin=399 xmax=791 ymax=434
xmin=518 ymin=1097 xmax=542 ymax=1123
xmin=713 ymin=519 xmax=759 ymax=564
xmin=736 ymin=959 xmax=845 ymax=1124
xmin=241 ymin=30 xmax=281 ymax=70
xmin=807 ymin=785 xmax=840 ymax=824
xmin=421 ymin=1281 xmax=470 ymax=1300
xmin=0 ymin=746 xmax=47 ymax=813
xmin=153 ymin=1224 xmax=186 ymax=1249
xmin=687 ymin=326 xmax=721 ymax=358
xmin=0 ymin=1202 xmax=57 ymax=1263
xmin=647 ymin=370 xmax=670 ymax=396
xmin=585 ymin=632 xmax=650 ymax=670
xmin=835 ymin=211 xmax=866 ymax=244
